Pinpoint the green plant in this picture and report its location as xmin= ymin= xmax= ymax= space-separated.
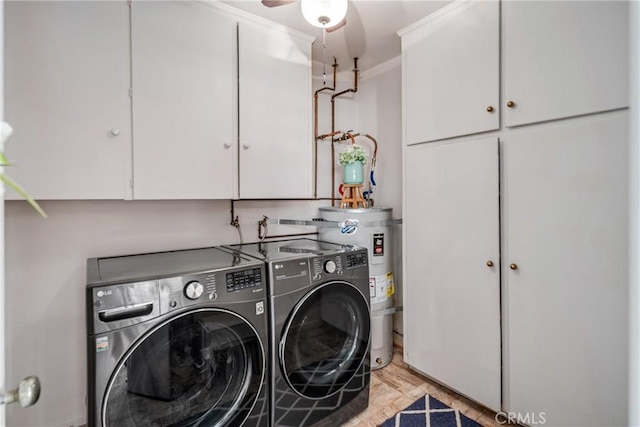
xmin=1 ymin=122 xmax=47 ymax=217
xmin=337 ymin=144 xmax=367 ymax=166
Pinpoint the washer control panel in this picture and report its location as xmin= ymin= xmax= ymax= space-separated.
xmin=312 ymin=256 xmax=343 ymax=280
xmin=184 ymin=281 xmax=204 ymax=300
xmin=226 ymin=267 xmax=263 ymax=292
xmin=324 ymin=260 xmax=337 ymax=274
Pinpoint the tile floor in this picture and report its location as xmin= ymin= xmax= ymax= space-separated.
xmin=345 ymin=346 xmax=509 ymax=427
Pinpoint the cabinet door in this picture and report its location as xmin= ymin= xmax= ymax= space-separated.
xmin=503 ymin=112 xmax=628 ymax=426
xmin=4 ymin=1 xmax=131 ymax=200
xmin=238 ymin=22 xmax=312 ymax=199
xmin=503 ymin=1 xmax=628 ymax=127
xmin=402 ymin=0 xmax=499 ymax=145
xmin=404 ymin=137 xmax=501 ymax=411
xmin=131 ymin=1 xmax=236 ymax=199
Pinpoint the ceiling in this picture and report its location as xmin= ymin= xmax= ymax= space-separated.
xmin=220 ymin=0 xmax=451 ymax=76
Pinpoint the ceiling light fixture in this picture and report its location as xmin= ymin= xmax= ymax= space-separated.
xmin=300 ymin=0 xmax=348 ymax=28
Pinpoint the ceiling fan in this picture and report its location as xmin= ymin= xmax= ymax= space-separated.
xmin=261 ymin=0 xmax=348 ymax=33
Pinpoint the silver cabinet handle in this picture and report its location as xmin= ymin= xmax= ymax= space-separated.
xmin=242 ymin=143 xmax=250 ymax=150
xmin=223 ymin=142 xmax=232 ymax=149
xmin=0 ymin=376 xmax=41 ymax=407
xmin=110 ymin=128 xmax=121 ymax=136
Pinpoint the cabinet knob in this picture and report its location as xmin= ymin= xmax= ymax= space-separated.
xmin=486 ymin=260 xmax=494 ymax=267
xmin=110 ymin=128 xmax=121 ymax=136
xmin=509 ymin=263 xmax=518 ymax=270
xmin=242 ymin=143 xmax=250 ymax=150
xmin=486 ymin=106 xmax=494 ymax=113
xmin=506 ymin=101 xmax=516 ymax=108
xmin=223 ymin=142 xmax=232 ymax=149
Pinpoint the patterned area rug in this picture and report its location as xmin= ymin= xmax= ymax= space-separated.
xmin=379 ymin=394 xmax=482 ymax=427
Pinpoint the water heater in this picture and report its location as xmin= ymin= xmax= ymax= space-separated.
xmin=318 ymin=206 xmax=396 ymax=369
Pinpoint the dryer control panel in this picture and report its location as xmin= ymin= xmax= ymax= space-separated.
xmin=346 ymin=251 xmax=368 ymax=269
xmin=226 ymin=267 xmax=263 ymax=292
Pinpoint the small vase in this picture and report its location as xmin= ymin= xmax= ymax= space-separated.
xmin=343 ymin=161 xmax=364 ymax=185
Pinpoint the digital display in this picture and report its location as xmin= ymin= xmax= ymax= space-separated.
xmin=346 ymin=252 xmax=368 ymax=269
xmin=225 ymin=267 xmax=262 ymax=292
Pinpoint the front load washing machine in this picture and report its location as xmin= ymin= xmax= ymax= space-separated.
xmin=223 ymin=239 xmax=371 ymax=427
xmin=86 ymin=247 xmax=269 ymax=427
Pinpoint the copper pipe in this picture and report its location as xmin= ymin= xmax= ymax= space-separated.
xmin=314 ymin=58 xmax=338 ymax=199
xmin=331 ymin=57 xmax=359 ymax=100
xmin=318 ymin=130 xmax=341 ymax=140
xmin=330 ymin=58 xmax=359 ymax=205
xmin=340 ymin=131 xmax=357 ymax=145
xmin=331 ymin=98 xmax=336 ymax=206
xmin=335 ymin=132 xmax=360 ymax=142
xmin=314 ymin=58 xmax=337 ymax=141
xmin=363 ymin=133 xmax=378 ymax=167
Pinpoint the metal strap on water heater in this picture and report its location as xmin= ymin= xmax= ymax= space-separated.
xmin=371 ymin=306 xmax=403 ymax=317
xmin=271 ymin=218 xmax=402 ymax=228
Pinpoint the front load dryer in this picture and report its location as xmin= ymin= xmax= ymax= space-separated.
xmin=223 ymin=239 xmax=371 ymax=427
xmin=86 ymin=247 xmax=269 ymax=427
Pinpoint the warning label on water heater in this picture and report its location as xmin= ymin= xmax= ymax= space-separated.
xmin=369 ymin=272 xmax=395 ymax=304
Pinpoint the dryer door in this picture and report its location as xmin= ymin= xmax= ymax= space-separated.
xmin=280 ymin=281 xmax=370 ymax=399
xmin=103 ymin=308 xmax=265 ymax=427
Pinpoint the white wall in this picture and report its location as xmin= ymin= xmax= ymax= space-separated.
xmin=0 ymin=2 xmax=6 ymax=424
xmin=629 ymin=0 xmax=639 ymax=424
xmin=3 ymin=198 xmax=325 ymax=427
xmin=358 ymin=58 xmax=404 ymax=335
xmin=313 ymin=62 xmax=360 ymax=199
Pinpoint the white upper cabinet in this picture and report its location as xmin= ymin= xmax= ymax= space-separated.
xmin=4 ymin=1 xmax=131 ymax=200
xmin=238 ymin=21 xmax=313 ymax=199
xmin=131 ymin=1 xmax=236 ymax=200
xmin=400 ymin=0 xmax=499 ymax=145
xmin=503 ymin=1 xmax=629 ymax=127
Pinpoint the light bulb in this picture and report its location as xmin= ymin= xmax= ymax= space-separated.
xmin=300 ymin=0 xmax=348 ymax=28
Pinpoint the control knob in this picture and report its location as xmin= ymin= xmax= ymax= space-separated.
xmin=184 ymin=281 xmax=204 ymax=300
xmin=324 ymin=260 xmax=337 ymax=274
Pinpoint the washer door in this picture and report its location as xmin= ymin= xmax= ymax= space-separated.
xmin=280 ymin=281 xmax=370 ymax=399
xmin=103 ymin=308 xmax=265 ymax=426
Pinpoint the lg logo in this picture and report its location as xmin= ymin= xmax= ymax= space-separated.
xmin=96 ymin=290 xmax=113 ymax=298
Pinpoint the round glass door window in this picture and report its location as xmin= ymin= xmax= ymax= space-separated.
xmin=280 ymin=281 xmax=370 ymax=399
xmin=103 ymin=309 xmax=265 ymax=427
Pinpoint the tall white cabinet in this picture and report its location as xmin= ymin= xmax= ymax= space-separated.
xmin=400 ymin=1 xmax=629 ymax=424
xmin=405 ymin=137 xmax=501 ymax=411
xmin=502 ymin=112 xmax=628 ymax=426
